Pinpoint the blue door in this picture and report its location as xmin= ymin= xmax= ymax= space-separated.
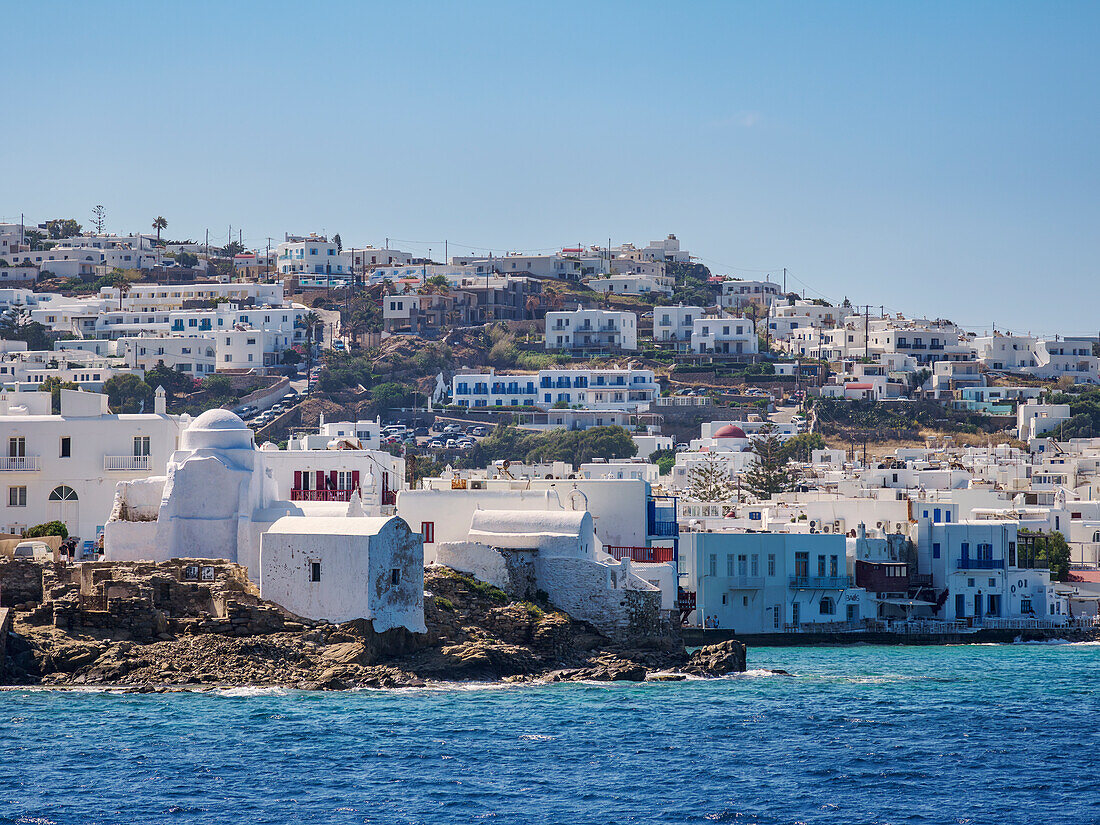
xmin=974 ymin=594 xmax=983 ymax=625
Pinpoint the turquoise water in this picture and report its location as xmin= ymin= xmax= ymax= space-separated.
xmin=3 ymin=642 xmax=1100 ymax=825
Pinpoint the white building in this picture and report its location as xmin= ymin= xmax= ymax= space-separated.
xmin=719 ymin=280 xmax=781 ymax=311
xmin=105 ymin=409 xmax=406 ymax=577
xmin=259 ymin=514 xmax=425 ymax=631
xmin=451 ymin=367 xmax=658 ymax=411
xmin=690 ymin=315 xmax=758 ymax=355
xmin=276 ymin=235 xmax=351 ymax=277
xmin=0 ymin=388 xmax=185 ymax=540
xmin=654 ymin=305 xmax=702 ymax=347
xmin=544 ymin=307 xmax=637 ymax=352
xmin=681 ymin=531 xmax=867 ymax=631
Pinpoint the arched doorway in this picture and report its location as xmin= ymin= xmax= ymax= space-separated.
xmin=48 ymin=485 xmax=79 ymax=536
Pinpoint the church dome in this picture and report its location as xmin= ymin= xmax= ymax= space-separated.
xmin=181 ymin=408 xmax=253 ymax=451
xmin=714 ymin=424 xmax=748 ymax=439
xmin=191 ymin=409 xmax=247 ymax=430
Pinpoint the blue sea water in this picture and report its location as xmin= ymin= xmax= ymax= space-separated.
xmin=2 ymin=642 xmax=1100 ymax=825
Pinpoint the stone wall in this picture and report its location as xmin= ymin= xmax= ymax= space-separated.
xmin=0 ymin=560 xmax=47 ymax=607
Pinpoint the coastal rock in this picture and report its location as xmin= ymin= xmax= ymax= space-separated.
xmin=682 ymin=640 xmax=747 ymax=677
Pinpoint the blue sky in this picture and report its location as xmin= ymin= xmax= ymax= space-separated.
xmin=3 ymin=1 xmax=1098 ymax=333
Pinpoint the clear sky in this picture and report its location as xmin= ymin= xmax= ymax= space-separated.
xmin=3 ymin=1 xmax=1098 ymax=334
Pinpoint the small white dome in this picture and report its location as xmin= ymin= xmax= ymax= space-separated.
xmin=190 ymin=409 xmax=247 ymax=430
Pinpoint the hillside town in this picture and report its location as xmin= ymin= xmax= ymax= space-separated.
xmin=2 ymin=214 xmax=1100 ymax=687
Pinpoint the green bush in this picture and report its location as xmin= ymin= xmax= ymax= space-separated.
xmin=25 ymin=520 xmax=68 ymax=540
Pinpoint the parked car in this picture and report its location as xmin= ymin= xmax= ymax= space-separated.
xmin=472 ymin=426 xmax=489 ymax=437
xmin=428 ymin=438 xmax=446 ymax=449
xmin=446 ymin=439 xmax=458 ymax=449
xmin=431 ymin=421 xmax=447 ymax=433
xmin=13 ymin=540 xmax=52 ymax=560
xmin=457 ymin=438 xmax=475 ymax=449
xmin=444 ymin=424 xmax=462 ymax=435
xmin=413 ymin=426 xmax=430 ymax=437
xmin=675 ymin=442 xmax=689 ymax=451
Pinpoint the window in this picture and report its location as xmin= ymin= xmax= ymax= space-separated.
xmin=768 ymin=554 xmax=776 ymax=576
xmin=989 ymin=578 xmax=996 ymax=588
xmin=390 ymin=568 xmax=401 ymax=586
xmin=309 ymin=561 xmax=321 ymax=582
xmin=1021 ymin=598 xmax=1033 ymax=614
xmin=709 ymin=554 xmax=717 ymax=577
xmin=829 ymin=555 xmax=838 ymax=577
xmin=751 ymin=554 xmax=759 ymax=577
xmin=8 ymin=486 xmax=26 ymax=507
xmin=48 ymin=486 xmax=78 ymax=502
xmin=421 ymin=521 xmax=435 ymax=543
xmin=726 ymin=555 xmax=734 ymax=576
xmin=817 ymin=555 xmax=827 ymax=576
xmin=59 ymin=437 xmax=71 ymax=458
xmin=820 ymin=597 xmax=835 ymax=615
xmin=932 ymin=542 xmax=941 ymax=559
xmin=738 ymin=554 xmax=747 ymax=576
xmin=8 ymin=437 xmax=25 ymax=458
xmin=134 ymin=436 xmax=150 ymax=457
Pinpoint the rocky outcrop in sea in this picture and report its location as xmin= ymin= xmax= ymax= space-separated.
xmin=0 ymin=560 xmax=746 ymax=690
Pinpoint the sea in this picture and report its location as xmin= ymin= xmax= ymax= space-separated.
xmin=2 ymin=642 xmax=1099 ymax=825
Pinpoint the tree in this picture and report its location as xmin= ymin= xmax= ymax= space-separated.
xmin=302 ymin=311 xmax=322 ymax=371
xmin=371 ymin=381 xmax=413 ymax=411
xmin=685 ymin=453 xmax=734 ymax=501
xmin=907 ymin=368 xmax=932 ymax=398
xmin=742 ymin=424 xmax=798 ymax=500
xmin=152 ymin=216 xmax=167 ymax=245
xmin=104 ymin=373 xmax=154 ymax=413
xmin=45 ymin=219 xmax=81 ymax=240
xmin=220 ymin=240 xmax=245 ymax=258
xmin=1020 ymin=530 xmax=1072 ymax=582
xmin=177 ymin=251 xmax=199 ymax=268
xmin=781 ymin=432 xmax=826 ymax=463
xmin=281 ymin=348 xmax=302 ymax=366
xmin=649 ymin=449 xmax=675 ymax=475
xmin=144 ymin=360 xmax=194 ymax=403
xmin=38 ymin=377 xmax=79 ymax=414
xmin=25 ymin=520 xmax=68 ymax=540
xmin=333 ymin=233 xmax=343 ymax=252
xmin=91 ymin=204 xmax=106 ymax=234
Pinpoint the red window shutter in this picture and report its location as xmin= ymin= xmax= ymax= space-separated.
xmin=329 ymin=470 xmax=338 ymax=490
xmin=316 ymin=470 xmax=324 ymax=491
xmin=293 ymin=470 xmax=301 ymax=490
xmin=351 ymin=470 xmax=360 ymax=491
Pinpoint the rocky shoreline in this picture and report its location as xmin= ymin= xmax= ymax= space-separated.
xmin=1 ymin=564 xmax=749 ymax=691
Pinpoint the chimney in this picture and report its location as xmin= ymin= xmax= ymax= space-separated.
xmin=154 ymin=386 xmax=166 ymax=415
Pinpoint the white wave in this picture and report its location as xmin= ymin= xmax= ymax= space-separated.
xmin=212 ymin=686 xmax=291 ymax=698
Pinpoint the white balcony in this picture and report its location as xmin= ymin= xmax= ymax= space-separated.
xmin=104 ymin=455 xmax=151 ymax=471
xmin=0 ymin=456 xmax=39 ymax=471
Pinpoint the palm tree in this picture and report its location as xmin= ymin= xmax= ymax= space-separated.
xmin=152 ymin=216 xmax=167 ymax=246
xmin=303 ymin=310 xmax=322 ymax=371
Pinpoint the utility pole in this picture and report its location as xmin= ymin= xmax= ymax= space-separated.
xmin=865 ymin=304 xmax=870 ymax=360
xmin=266 ymin=238 xmax=272 ymax=282
xmin=205 ymin=229 xmax=209 ymax=260
xmin=444 ymin=239 xmax=448 ymax=266
xmin=783 ymin=267 xmax=787 ymax=294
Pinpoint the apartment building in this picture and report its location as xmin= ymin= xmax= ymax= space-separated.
xmin=544 ymin=308 xmax=637 ymax=352
xmin=451 ymin=367 xmax=658 ymax=411
xmin=276 ymin=235 xmax=350 ymax=276
xmin=690 ymin=315 xmax=758 ymax=355
xmin=719 ymin=279 xmax=781 ymax=310
xmin=0 ymin=388 xmax=185 ymax=539
xmin=654 ymin=305 xmax=703 ymax=347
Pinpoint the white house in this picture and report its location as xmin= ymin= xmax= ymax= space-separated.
xmin=653 ymin=305 xmax=702 ymax=347
xmin=276 ymin=235 xmax=351 ymax=277
xmin=681 ymin=531 xmax=867 ymax=631
xmin=259 ymin=513 xmax=425 ymax=631
xmin=544 ymin=308 xmax=637 ymax=352
xmin=719 ymin=280 xmax=781 ymax=310
xmin=690 ymin=315 xmax=758 ymax=355
xmin=0 ymin=388 xmax=185 ymax=541
xmin=451 ymin=367 xmax=658 ymax=411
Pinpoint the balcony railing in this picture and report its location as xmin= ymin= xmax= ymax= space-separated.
xmin=605 ymin=545 xmax=676 ymax=563
xmin=648 ymin=520 xmax=679 ymax=537
xmin=104 ymin=455 xmax=151 ymax=471
xmin=957 ymin=558 xmax=1005 ymax=570
xmin=789 ymin=575 xmax=853 ymax=589
xmin=725 ymin=575 xmax=766 ymax=589
xmin=291 ymin=488 xmax=357 ymax=502
xmin=0 ymin=456 xmax=39 ymax=471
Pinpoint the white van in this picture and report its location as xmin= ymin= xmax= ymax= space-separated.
xmin=12 ymin=540 xmax=53 ymax=561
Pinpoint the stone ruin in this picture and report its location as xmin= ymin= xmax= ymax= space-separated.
xmin=0 ymin=557 xmax=304 ymax=642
